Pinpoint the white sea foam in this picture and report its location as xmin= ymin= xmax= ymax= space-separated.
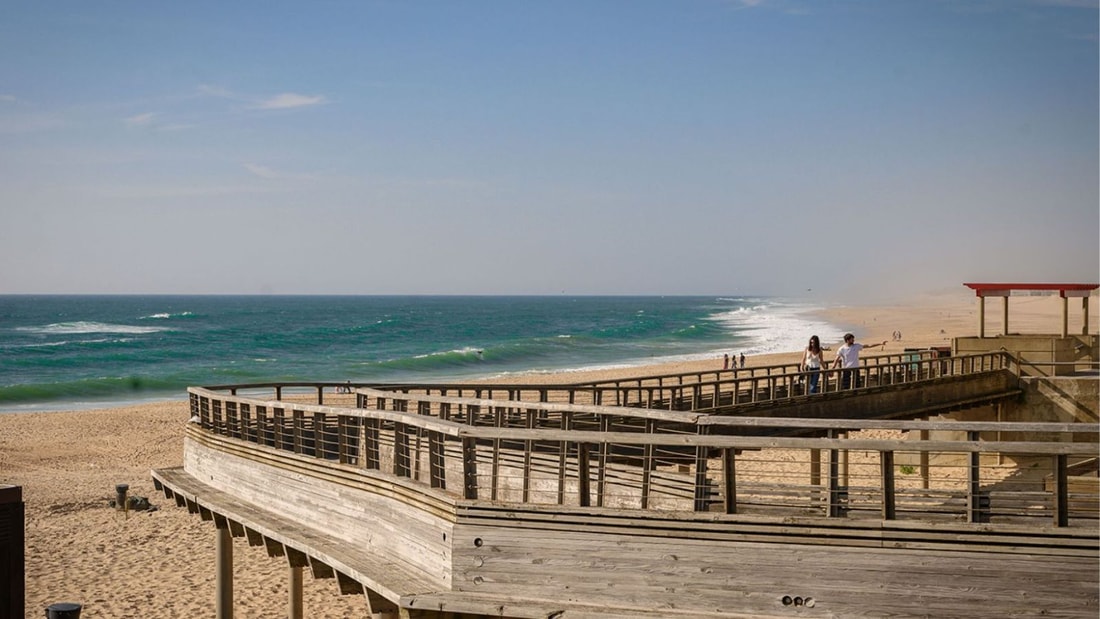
xmin=140 ymin=311 xmax=193 ymax=320
xmin=708 ymin=301 xmax=845 ymax=355
xmin=16 ymin=321 xmax=169 ymax=335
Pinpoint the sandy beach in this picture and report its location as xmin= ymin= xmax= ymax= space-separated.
xmin=4 ymin=292 xmax=1095 ymax=618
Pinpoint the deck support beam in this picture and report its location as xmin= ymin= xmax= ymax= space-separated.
xmin=216 ymin=525 xmax=234 ymax=619
xmin=288 ymin=565 xmax=303 ymax=619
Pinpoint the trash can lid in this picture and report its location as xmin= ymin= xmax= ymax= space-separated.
xmin=47 ymin=602 xmax=82 ymax=610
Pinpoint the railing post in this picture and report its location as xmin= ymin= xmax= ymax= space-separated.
xmin=428 ymin=431 xmax=446 ymax=490
xmin=596 ymin=416 xmax=610 ymax=508
xmin=462 ymin=436 xmax=479 ymax=500
xmin=394 ymin=422 xmax=411 ymax=477
xmin=641 ymin=419 xmax=655 ymax=509
xmin=722 ymin=448 xmax=737 ymax=515
xmin=272 ymin=407 xmax=284 ymax=451
xmin=967 ymin=431 xmax=987 ymax=524
xmin=522 ymin=409 xmax=535 ymax=503
xmin=880 ymin=450 xmax=896 ymax=520
xmin=292 ymin=409 xmax=304 ymax=454
xmin=827 ymin=430 xmax=845 ymax=518
xmin=577 ymin=442 xmax=591 ymax=507
xmin=1053 ymin=454 xmax=1068 ymax=527
xmin=557 ymin=412 xmax=573 ymax=505
xmin=693 ymin=427 xmax=710 ymax=512
xmin=363 ymin=418 xmax=380 ymax=470
xmin=919 ymin=430 xmax=930 ymax=490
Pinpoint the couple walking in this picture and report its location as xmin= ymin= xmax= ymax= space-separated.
xmin=801 ymin=333 xmax=887 ymax=393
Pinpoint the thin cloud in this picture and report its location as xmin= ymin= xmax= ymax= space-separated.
xmin=198 ymin=84 xmax=328 ymax=111
xmin=0 ymin=94 xmax=17 ymax=103
xmin=243 ymin=162 xmax=280 ymax=179
xmin=124 ymin=112 xmax=157 ymax=126
xmin=242 ymin=162 xmax=321 ymax=182
xmin=197 ymin=84 xmax=240 ymax=100
xmin=256 ymin=93 xmax=327 ymax=110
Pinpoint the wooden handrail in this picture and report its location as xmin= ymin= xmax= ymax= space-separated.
xmin=187 ymin=383 xmax=1100 ymax=528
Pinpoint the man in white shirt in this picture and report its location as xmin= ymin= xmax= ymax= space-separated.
xmin=833 ymin=333 xmax=887 ymax=389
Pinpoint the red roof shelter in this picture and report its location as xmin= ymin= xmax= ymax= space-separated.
xmin=963 ymin=283 xmax=1098 ymax=338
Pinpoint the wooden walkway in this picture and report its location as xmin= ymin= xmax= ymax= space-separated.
xmin=154 ymin=351 xmax=1100 ymax=618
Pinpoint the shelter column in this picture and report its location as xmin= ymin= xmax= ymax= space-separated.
xmin=978 ymin=296 xmax=986 ymax=338
xmin=1061 ymin=296 xmax=1069 ymax=338
xmin=1084 ymin=296 xmax=1091 ymax=335
xmin=1002 ymin=295 xmax=1010 ymax=336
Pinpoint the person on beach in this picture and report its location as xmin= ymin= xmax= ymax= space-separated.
xmin=723 ymin=353 xmax=729 ymax=370
xmin=832 ymin=333 xmax=886 ymax=389
xmin=739 ymin=352 xmax=746 ymax=368
xmin=801 ymin=335 xmax=827 ymax=394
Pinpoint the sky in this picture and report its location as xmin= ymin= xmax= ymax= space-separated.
xmin=1 ymin=0 xmax=1097 ymax=301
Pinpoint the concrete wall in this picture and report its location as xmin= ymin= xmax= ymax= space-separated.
xmin=1017 ymin=375 xmax=1100 ymax=426
xmin=954 ymin=334 xmax=1098 ymax=376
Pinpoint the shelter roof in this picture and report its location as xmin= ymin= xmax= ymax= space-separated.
xmin=964 ymin=283 xmax=1098 ymax=297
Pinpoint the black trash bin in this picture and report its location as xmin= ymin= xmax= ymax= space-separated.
xmin=46 ymin=602 xmax=82 ymax=619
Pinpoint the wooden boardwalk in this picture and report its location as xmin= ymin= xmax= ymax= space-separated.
xmin=153 ymin=351 xmax=1100 ymax=618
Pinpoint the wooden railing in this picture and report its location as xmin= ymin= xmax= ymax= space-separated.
xmin=347 ymin=351 xmax=1011 ymax=412
xmin=189 ymin=376 xmax=1099 ymax=528
xmin=198 ymin=350 xmax=973 ymax=410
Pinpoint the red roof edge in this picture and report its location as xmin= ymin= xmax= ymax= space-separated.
xmin=963 ymin=283 xmax=1099 ymax=296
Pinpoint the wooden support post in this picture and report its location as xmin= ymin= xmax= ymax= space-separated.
xmin=288 ymin=565 xmax=303 ymax=619
xmin=216 ymin=525 xmax=234 ymax=619
xmin=363 ymin=418 xmax=380 ymax=470
xmin=839 ymin=432 xmax=850 ymax=488
xmin=967 ymin=431 xmax=984 ymax=524
xmin=919 ymin=429 xmax=930 ymax=490
xmin=596 ymin=416 xmax=610 ymax=508
xmin=827 ymin=431 xmax=843 ymax=518
xmin=577 ymin=442 xmax=591 ymax=507
xmin=722 ymin=448 xmax=737 ymax=515
xmin=522 ymin=409 xmax=535 ymax=503
xmin=428 ymin=431 xmax=445 ymax=490
xmin=693 ymin=427 xmax=710 ymax=512
xmin=880 ymin=451 xmax=896 ymax=520
xmin=292 ymin=410 xmax=304 ymax=454
xmin=641 ymin=419 xmax=655 ymax=509
xmin=462 ymin=437 xmax=479 ymax=500
xmin=1002 ymin=295 xmax=1009 ymax=336
xmin=394 ymin=423 xmax=411 ymax=477
xmin=1053 ymin=454 xmax=1068 ymax=527
xmin=809 ymin=448 xmax=821 ymax=487
xmin=490 ymin=407 xmax=502 ymax=501
xmin=557 ymin=412 xmax=573 ymax=505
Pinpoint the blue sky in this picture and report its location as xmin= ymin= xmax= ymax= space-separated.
xmin=1 ymin=0 xmax=1097 ymax=300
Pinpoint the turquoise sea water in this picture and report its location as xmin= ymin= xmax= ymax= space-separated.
xmin=0 ymin=295 xmax=843 ymax=413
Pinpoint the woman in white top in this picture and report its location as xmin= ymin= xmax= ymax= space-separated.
xmin=801 ymin=335 xmax=825 ymax=394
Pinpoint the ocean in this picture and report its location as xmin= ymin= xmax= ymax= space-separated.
xmin=0 ymin=295 xmax=844 ymax=413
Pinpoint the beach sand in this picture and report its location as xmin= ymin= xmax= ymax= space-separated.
xmin=4 ymin=292 xmax=1095 ymax=618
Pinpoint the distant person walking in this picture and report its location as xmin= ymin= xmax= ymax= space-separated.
xmin=739 ymin=352 xmax=745 ymax=368
xmin=801 ymin=335 xmax=826 ymax=394
xmin=833 ymin=333 xmax=886 ymax=389
xmin=723 ymin=353 xmax=729 ymax=370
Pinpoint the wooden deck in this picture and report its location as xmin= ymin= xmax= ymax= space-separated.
xmin=153 ymin=352 xmax=1100 ymax=618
